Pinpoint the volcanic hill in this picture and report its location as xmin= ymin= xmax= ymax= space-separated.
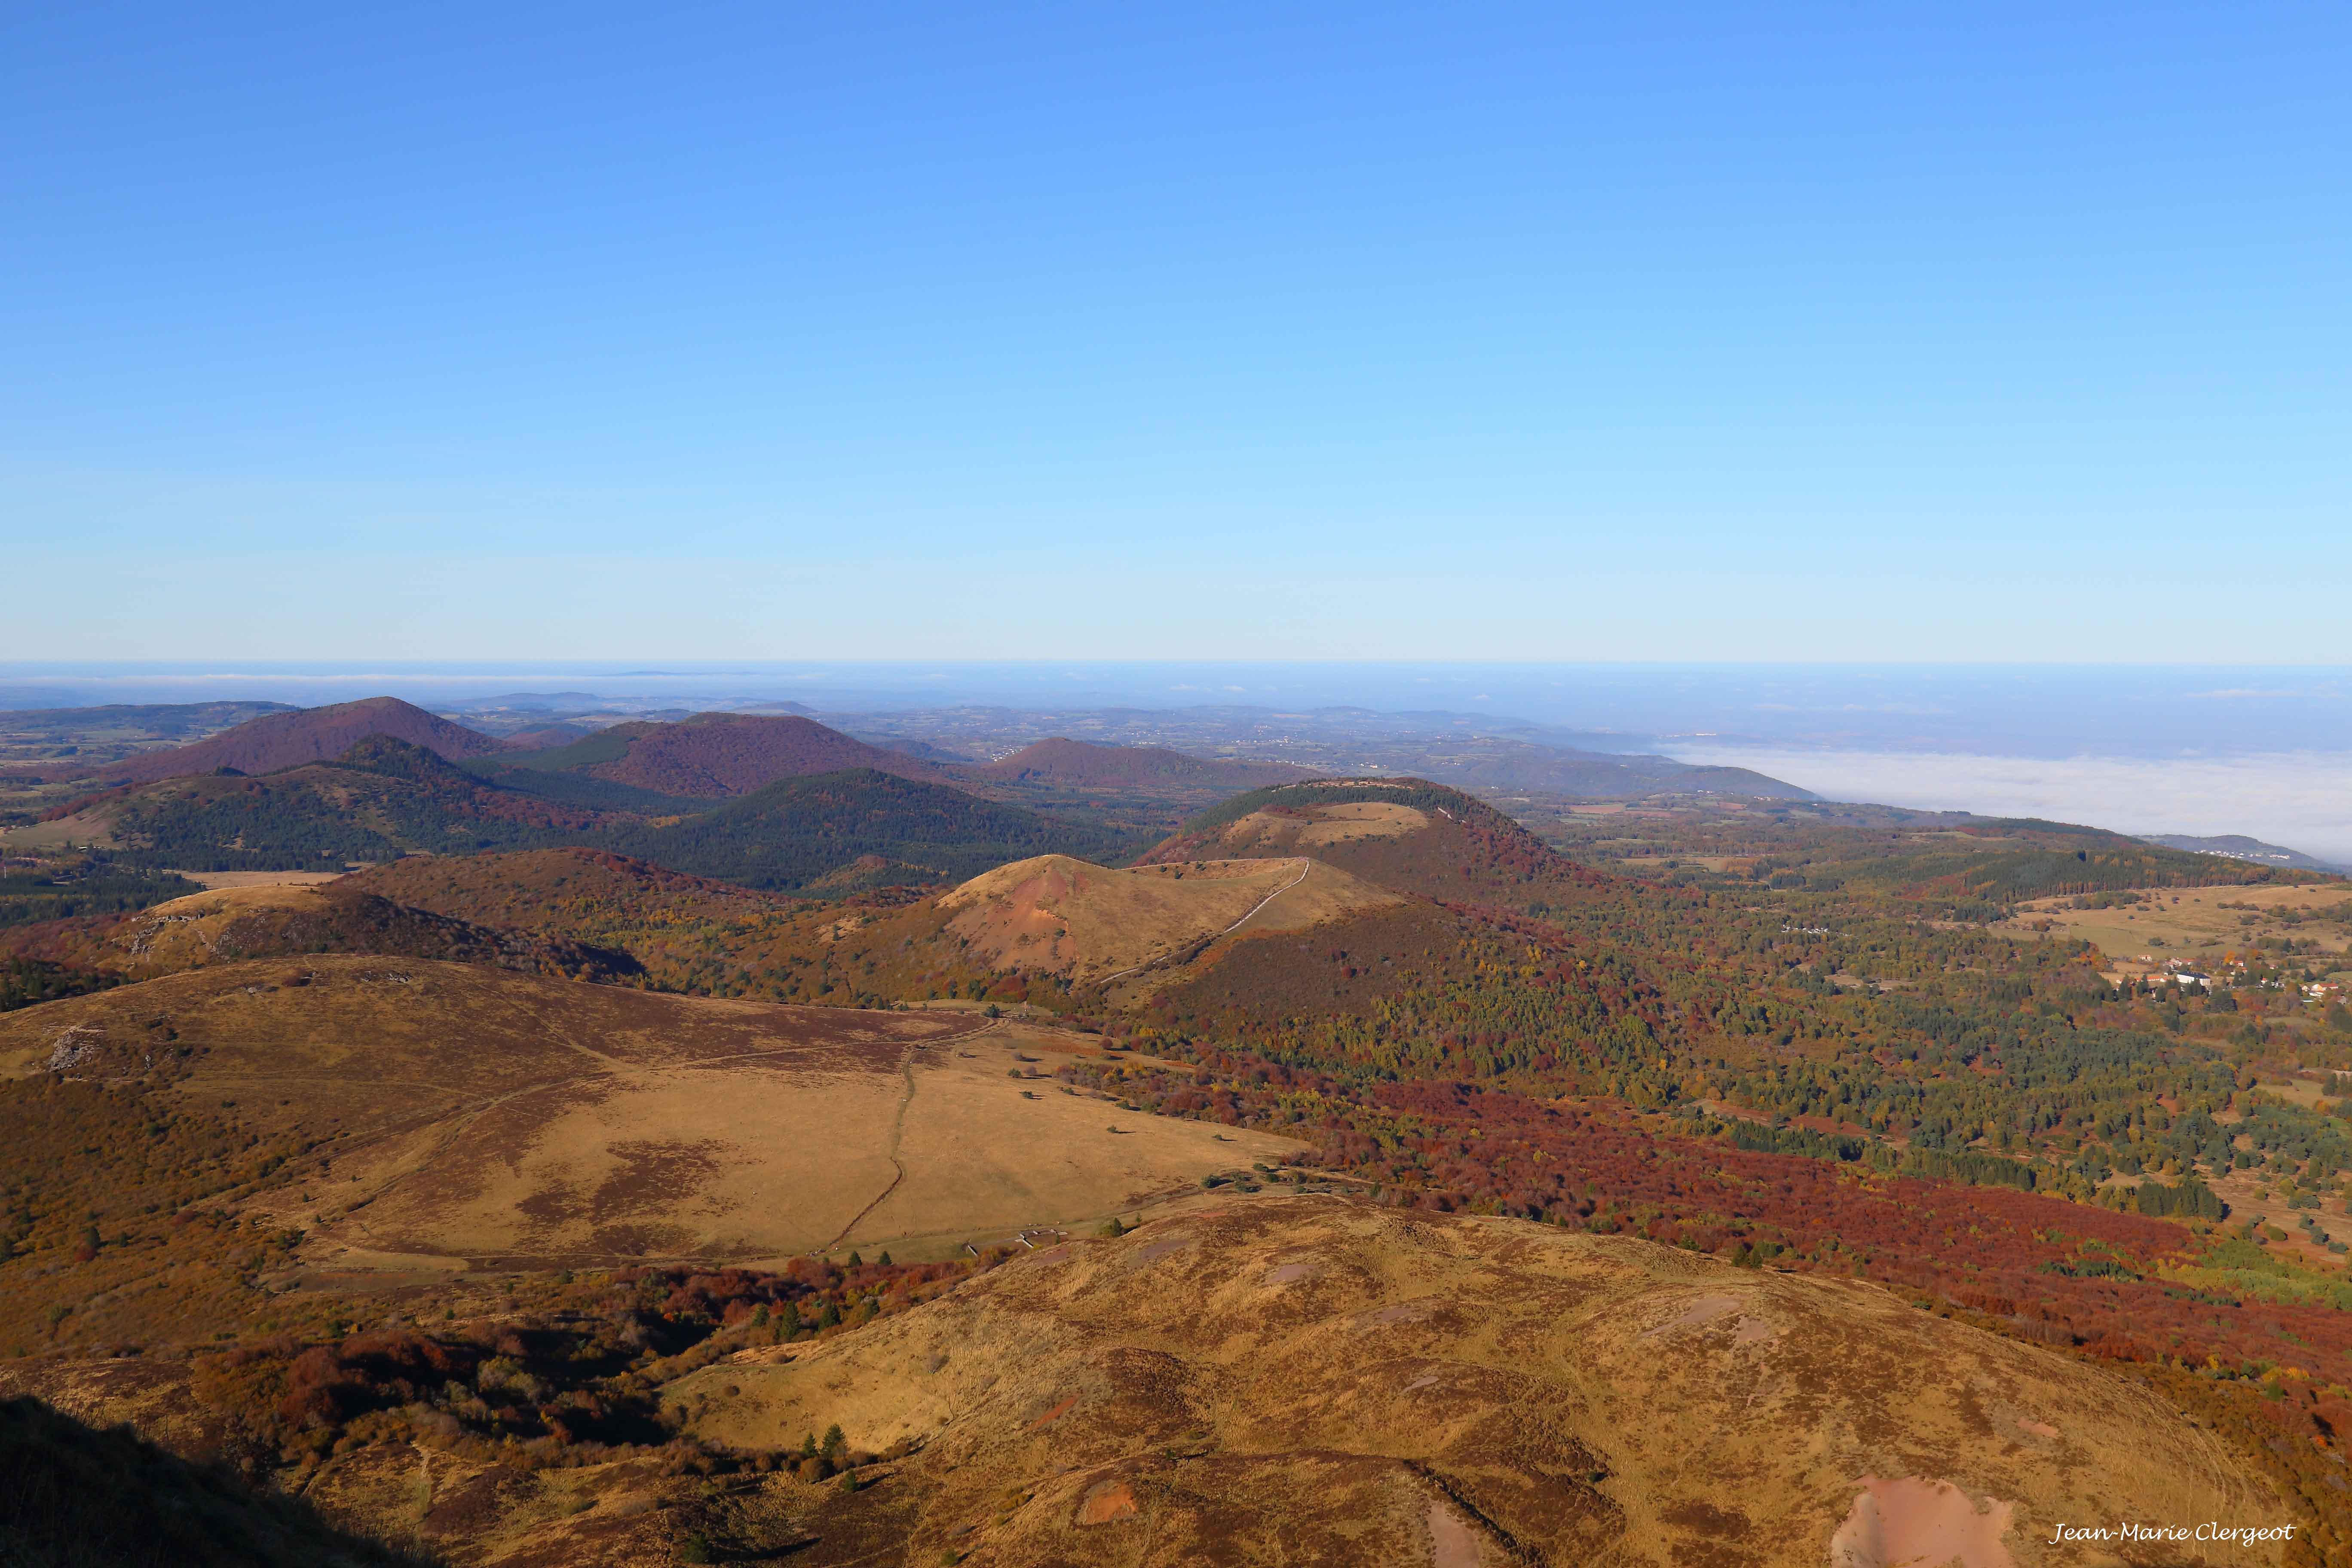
xmin=479 ymin=712 xmax=942 ymax=798
xmin=12 ymin=743 xmax=1133 ymax=896
xmin=1141 ymin=777 xmax=1617 ymax=907
xmin=109 ymin=696 xmax=510 ymax=784
xmin=16 ymin=736 xmax=622 ymax=868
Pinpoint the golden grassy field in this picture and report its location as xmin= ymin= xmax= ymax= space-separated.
xmin=174 ymin=869 xmax=352 ymax=889
xmin=11 ymin=1193 xmax=2272 ymax=1567
xmin=0 ymin=806 xmax=122 ymax=850
xmin=2000 ymin=882 xmax=2351 ymax=972
xmin=0 ymin=958 xmax=1302 ymax=1281
xmin=1198 ymin=799 xmax=1429 ymax=855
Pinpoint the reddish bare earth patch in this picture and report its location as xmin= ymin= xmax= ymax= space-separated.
xmin=1829 ymin=1476 xmax=2017 ymax=1568
xmin=1079 ymin=1481 xmax=1140 ymax=1525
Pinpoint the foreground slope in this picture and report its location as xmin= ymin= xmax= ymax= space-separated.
xmin=667 ymin=1196 xmax=2285 ymax=1567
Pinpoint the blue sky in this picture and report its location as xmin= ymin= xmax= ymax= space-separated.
xmin=4 ymin=2 xmax=2345 ymax=660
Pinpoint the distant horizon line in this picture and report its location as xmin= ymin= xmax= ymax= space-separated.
xmin=9 ymin=658 xmax=2352 ymax=674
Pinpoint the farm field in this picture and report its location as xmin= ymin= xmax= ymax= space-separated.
xmin=2001 ymin=882 xmax=2352 ymax=974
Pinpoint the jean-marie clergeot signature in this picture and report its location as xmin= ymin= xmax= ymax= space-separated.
xmin=2048 ymin=1522 xmax=2296 ymax=1546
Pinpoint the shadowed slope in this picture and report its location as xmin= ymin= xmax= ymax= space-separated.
xmin=0 ymin=1395 xmax=426 ymax=1568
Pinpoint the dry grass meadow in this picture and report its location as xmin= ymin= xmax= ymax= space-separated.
xmin=0 ymin=957 xmax=1301 ymax=1278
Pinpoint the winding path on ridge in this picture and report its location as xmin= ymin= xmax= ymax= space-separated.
xmin=1098 ymin=855 xmax=1314 ymax=988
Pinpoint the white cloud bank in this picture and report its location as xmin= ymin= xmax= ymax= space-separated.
xmin=1666 ymin=748 xmax=2352 ymax=868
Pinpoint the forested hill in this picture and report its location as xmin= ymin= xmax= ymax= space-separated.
xmin=1139 ymin=777 xmax=1616 ymax=906
xmin=470 ymin=711 xmax=943 ymax=798
xmin=62 ymin=743 xmax=1136 ymax=894
xmin=601 ymin=769 xmax=1143 ymax=891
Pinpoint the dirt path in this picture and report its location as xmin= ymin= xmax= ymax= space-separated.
xmin=1099 ymin=857 xmax=1312 ymax=986
xmin=819 ymin=1018 xmax=1002 ymax=1253
xmin=295 ymin=1013 xmax=1008 ymax=1259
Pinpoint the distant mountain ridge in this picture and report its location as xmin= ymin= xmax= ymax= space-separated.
xmin=963 ymin=737 xmax=1320 ymax=791
xmin=1429 ymin=747 xmax=1812 ymax=799
xmin=2142 ymin=833 xmax=2348 ymax=874
xmin=109 ymin=697 xmax=509 ymax=783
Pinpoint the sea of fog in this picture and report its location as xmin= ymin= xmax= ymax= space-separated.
xmin=1664 ymin=746 xmax=2352 ymax=870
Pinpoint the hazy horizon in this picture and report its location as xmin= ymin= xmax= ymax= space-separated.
xmin=9 ymin=658 xmax=2348 ymax=863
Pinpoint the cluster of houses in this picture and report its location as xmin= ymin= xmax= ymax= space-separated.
xmin=2126 ymin=956 xmax=2345 ymax=1004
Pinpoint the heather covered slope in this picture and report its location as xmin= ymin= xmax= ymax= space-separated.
xmin=0 ymin=701 xmax=299 ymax=786
xmin=110 ymin=696 xmax=509 ymax=783
xmin=668 ymin=1196 xmax=2286 ymax=1567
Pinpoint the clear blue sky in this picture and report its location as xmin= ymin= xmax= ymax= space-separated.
xmin=4 ymin=2 xmax=2345 ymax=661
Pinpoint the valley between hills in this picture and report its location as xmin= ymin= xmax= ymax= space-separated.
xmin=4 ymin=698 xmax=2352 ymax=1565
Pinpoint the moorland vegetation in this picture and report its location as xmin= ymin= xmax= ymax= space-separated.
xmin=6 ymin=703 xmax=2352 ymax=1562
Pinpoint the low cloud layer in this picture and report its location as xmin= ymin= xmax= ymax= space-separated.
xmin=1667 ymin=748 xmax=2352 ymax=868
